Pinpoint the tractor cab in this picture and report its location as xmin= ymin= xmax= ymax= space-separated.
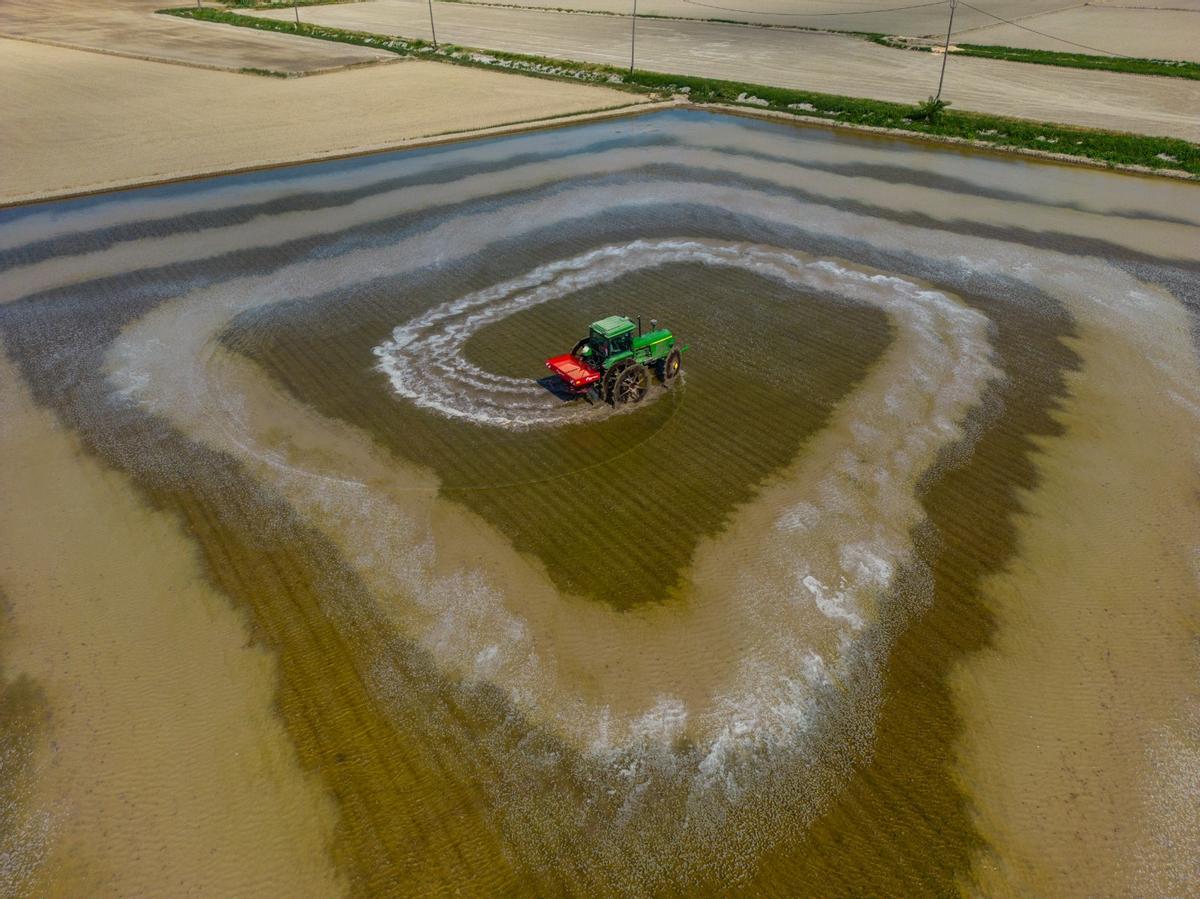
xmin=576 ymin=315 xmax=636 ymax=366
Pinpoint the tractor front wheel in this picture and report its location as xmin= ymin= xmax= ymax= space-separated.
xmin=614 ymin=363 xmax=649 ymax=405
xmin=658 ymin=349 xmax=682 ymax=387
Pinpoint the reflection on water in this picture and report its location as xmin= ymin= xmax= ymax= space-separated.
xmin=0 ymin=109 xmax=1197 ymax=896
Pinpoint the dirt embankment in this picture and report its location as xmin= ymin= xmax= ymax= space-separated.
xmin=0 ymin=37 xmax=646 ymax=205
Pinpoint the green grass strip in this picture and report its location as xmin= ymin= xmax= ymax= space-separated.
xmin=221 ymin=0 xmax=361 ymax=8
xmin=873 ymin=36 xmax=1199 ymax=81
xmin=952 ymin=44 xmax=1200 ymax=81
xmin=159 ymin=7 xmax=1199 ymax=176
xmin=950 ymin=43 xmax=1195 ymax=80
xmin=238 ymin=65 xmax=292 ymax=76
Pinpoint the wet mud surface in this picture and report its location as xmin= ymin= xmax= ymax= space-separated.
xmin=1 ymin=110 xmax=1198 ymax=896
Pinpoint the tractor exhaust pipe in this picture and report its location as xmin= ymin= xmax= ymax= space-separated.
xmin=638 ymin=316 xmax=642 ymax=337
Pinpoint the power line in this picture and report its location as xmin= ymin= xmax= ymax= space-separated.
xmin=679 ymin=0 xmax=1138 ymax=59
xmin=957 ymin=1 xmax=1134 ymax=58
xmin=678 ymin=0 xmax=945 ymax=19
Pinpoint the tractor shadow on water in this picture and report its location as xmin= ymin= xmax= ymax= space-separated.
xmin=535 ymin=374 xmax=587 ymax=403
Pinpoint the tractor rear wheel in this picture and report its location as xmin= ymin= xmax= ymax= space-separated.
xmin=601 ymin=361 xmax=626 ymax=404
xmin=658 ymin=349 xmax=682 ymax=387
xmin=614 ymin=363 xmax=649 ymax=405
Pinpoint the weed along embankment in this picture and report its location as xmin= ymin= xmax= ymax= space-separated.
xmin=874 ymin=38 xmax=1200 ymax=82
xmin=940 ymin=44 xmax=1200 ymax=81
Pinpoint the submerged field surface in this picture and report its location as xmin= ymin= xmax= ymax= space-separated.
xmin=1 ymin=109 xmax=1198 ymax=896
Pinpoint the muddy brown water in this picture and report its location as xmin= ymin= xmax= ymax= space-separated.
xmin=1 ymin=110 xmax=1197 ymax=896
xmin=225 ymin=261 xmax=893 ymax=606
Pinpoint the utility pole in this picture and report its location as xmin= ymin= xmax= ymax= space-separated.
xmin=293 ymin=0 xmax=300 ymax=26
xmin=428 ymin=0 xmax=439 ymax=48
xmin=629 ymin=0 xmax=638 ymax=74
xmin=935 ymin=0 xmax=957 ymax=102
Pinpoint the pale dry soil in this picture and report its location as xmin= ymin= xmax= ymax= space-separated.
xmin=451 ymin=0 xmax=1200 ymax=63
xmin=0 ymin=344 xmax=345 ymax=897
xmin=953 ymin=6 xmax=1200 ymax=63
xmin=0 ymin=38 xmax=644 ymax=204
xmin=0 ymin=0 xmax=394 ymax=73
xmin=253 ymin=0 xmax=1200 ymax=140
xmin=441 ymin=0 xmax=1075 ymax=36
xmin=1092 ymin=0 xmax=1200 ymax=7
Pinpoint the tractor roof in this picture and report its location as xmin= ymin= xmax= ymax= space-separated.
xmin=590 ymin=315 xmax=636 ymax=338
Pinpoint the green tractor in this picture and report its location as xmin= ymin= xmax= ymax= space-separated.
xmin=545 ymin=315 xmax=686 ymax=405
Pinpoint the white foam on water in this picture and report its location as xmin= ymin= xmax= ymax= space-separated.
xmin=108 ymin=231 xmax=997 ymax=776
xmin=7 ymin=110 xmax=1190 ymax=261
xmin=9 ymin=135 xmax=1196 ymax=307
xmin=0 ymin=118 xmax=647 ymax=252
xmin=373 ymin=238 xmax=993 ymax=434
xmin=370 ymin=240 xmax=999 ymax=774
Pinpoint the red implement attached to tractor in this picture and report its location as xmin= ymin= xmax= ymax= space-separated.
xmin=544 ymin=353 xmax=603 ymax=394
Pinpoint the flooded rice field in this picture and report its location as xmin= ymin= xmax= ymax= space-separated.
xmin=1 ymin=108 xmax=1198 ymax=896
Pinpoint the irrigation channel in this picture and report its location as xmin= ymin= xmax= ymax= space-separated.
xmin=1 ymin=109 xmax=1198 ymax=896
